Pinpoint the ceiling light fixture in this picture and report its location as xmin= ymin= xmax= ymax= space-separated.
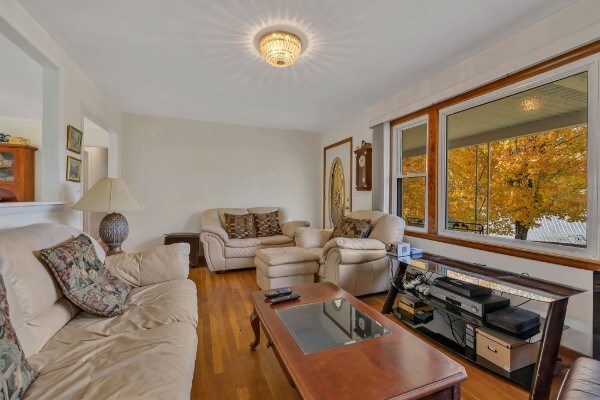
xmin=521 ymin=96 xmax=543 ymax=112
xmin=259 ymin=31 xmax=302 ymax=68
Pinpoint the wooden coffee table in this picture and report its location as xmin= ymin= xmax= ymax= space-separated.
xmin=250 ymin=282 xmax=467 ymax=400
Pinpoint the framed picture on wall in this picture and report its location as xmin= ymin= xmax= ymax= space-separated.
xmin=66 ymin=156 xmax=82 ymax=182
xmin=66 ymin=125 xmax=83 ymax=154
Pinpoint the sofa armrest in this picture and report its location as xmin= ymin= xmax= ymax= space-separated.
xmin=281 ymin=220 xmax=310 ymax=239
xmin=295 ymin=227 xmax=332 ymax=248
xmin=201 ymin=225 xmax=229 ymax=242
xmin=104 ymin=243 xmax=190 ymax=287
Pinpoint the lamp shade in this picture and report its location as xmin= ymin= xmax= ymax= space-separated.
xmin=72 ymin=178 xmax=145 ymax=213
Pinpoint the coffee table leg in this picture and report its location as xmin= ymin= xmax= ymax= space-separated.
xmin=250 ymin=308 xmax=260 ymax=351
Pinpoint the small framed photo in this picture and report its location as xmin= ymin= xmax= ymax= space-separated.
xmin=66 ymin=156 xmax=82 ymax=183
xmin=66 ymin=125 xmax=83 ymax=154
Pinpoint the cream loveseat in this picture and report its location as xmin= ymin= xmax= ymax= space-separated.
xmin=0 ymin=223 xmax=198 ymax=399
xmin=200 ymin=207 xmax=309 ymax=272
xmin=255 ymin=211 xmax=405 ymax=296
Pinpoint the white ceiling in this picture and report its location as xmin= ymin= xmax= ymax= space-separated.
xmin=17 ymin=0 xmax=579 ymax=132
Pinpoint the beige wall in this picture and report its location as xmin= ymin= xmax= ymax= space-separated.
xmin=320 ymin=0 xmax=600 ymax=355
xmin=83 ymin=147 xmax=108 ymax=240
xmin=0 ymin=0 xmax=121 ymax=230
xmin=121 ymin=113 xmax=321 ymax=252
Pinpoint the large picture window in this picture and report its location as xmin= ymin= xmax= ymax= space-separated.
xmin=393 ymin=117 xmax=428 ymax=230
xmin=440 ymin=61 xmax=597 ymax=256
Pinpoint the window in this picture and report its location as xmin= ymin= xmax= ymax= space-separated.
xmin=393 ymin=117 xmax=428 ymax=230
xmin=440 ymin=61 xmax=597 ymax=256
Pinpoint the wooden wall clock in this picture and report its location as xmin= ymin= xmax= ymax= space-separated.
xmin=354 ymin=141 xmax=372 ymax=191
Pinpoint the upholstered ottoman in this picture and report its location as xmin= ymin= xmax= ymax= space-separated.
xmin=254 ymin=247 xmax=321 ymax=290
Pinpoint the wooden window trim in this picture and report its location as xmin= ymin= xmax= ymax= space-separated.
xmin=389 ymin=39 xmax=600 ymax=272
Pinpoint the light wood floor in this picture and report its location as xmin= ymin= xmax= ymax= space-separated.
xmin=189 ymin=264 xmax=574 ymax=400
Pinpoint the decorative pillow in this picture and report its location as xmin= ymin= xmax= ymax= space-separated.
xmin=39 ymin=234 xmax=132 ymax=317
xmin=223 ymin=213 xmax=256 ymax=239
xmin=253 ymin=211 xmax=283 ymax=237
xmin=0 ymin=274 xmax=37 ymax=399
xmin=331 ymin=216 xmax=372 ymax=239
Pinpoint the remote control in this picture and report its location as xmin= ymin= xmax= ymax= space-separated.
xmin=270 ymin=293 xmax=301 ymax=304
xmin=264 ymin=288 xmax=293 ymax=299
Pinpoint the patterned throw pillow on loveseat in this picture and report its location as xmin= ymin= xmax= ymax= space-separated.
xmin=223 ymin=213 xmax=257 ymax=239
xmin=0 ymin=275 xmax=38 ymax=399
xmin=253 ymin=211 xmax=283 ymax=237
xmin=39 ymin=234 xmax=132 ymax=317
xmin=331 ymin=216 xmax=372 ymax=239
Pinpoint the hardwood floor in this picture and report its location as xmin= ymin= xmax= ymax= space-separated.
xmin=189 ymin=264 xmax=574 ymax=400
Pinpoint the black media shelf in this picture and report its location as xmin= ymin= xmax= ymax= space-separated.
xmin=381 ymin=252 xmax=585 ymax=400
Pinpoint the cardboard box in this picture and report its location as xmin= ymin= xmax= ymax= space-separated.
xmin=476 ymin=327 xmax=540 ymax=372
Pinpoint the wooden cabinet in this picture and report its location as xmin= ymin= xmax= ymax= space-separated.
xmin=0 ymin=144 xmax=38 ymax=202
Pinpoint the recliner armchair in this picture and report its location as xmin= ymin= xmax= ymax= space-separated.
xmin=295 ymin=210 xmax=405 ymax=296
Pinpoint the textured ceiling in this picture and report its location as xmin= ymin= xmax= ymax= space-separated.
xmin=17 ymin=0 xmax=579 ymax=132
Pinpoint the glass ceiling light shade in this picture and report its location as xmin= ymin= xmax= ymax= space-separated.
xmin=259 ymin=31 xmax=302 ymax=67
xmin=521 ymin=96 xmax=543 ymax=112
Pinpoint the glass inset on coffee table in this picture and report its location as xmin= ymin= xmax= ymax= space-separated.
xmin=276 ymin=298 xmax=391 ymax=354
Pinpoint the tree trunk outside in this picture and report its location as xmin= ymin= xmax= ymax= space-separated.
xmin=515 ymin=221 xmax=529 ymax=240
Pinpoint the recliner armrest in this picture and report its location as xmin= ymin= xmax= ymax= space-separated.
xmin=323 ymin=237 xmax=386 ymax=252
xmin=281 ymin=220 xmax=310 ymax=239
xmin=104 ymin=243 xmax=190 ymax=287
xmin=201 ymin=225 xmax=229 ymax=242
xmin=321 ymin=248 xmax=388 ymax=264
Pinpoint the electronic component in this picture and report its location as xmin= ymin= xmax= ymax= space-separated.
xmin=270 ymin=293 xmax=301 ymax=304
xmin=264 ymin=288 xmax=292 ymax=298
xmin=430 ymin=285 xmax=509 ymax=318
xmin=434 ymin=276 xmax=492 ymax=298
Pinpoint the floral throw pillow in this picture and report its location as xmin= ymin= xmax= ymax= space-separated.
xmin=0 ymin=274 xmax=37 ymax=399
xmin=253 ymin=211 xmax=283 ymax=237
xmin=331 ymin=216 xmax=372 ymax=239
xmin=223 ymin=213 xmax=257 ymax=239
xmin=39 ymin=234 xmax=132 ymax=317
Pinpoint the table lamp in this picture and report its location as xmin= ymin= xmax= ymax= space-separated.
xmin=72 ymin=178 xmax=145 ymax=255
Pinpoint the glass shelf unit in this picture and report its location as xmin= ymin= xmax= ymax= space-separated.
xmin=382 ymin=253 xmax=585 ymax=399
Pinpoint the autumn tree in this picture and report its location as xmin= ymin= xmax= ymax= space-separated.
xmin=401 ymin=124 xmax=587 ymax=242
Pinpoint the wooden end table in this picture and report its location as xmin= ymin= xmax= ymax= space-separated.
xmin=250 ymin=282 xmax=467 ymax=400
xmin=164 ymin=232 xmax=200 ymax=267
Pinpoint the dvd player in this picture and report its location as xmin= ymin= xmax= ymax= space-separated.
xmin=430 ymin=284 xmax=509 ymax=318
xmin=434 ymin=276 xmax=492 ymax=298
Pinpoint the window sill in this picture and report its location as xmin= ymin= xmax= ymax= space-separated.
xmin=0 ymin=202 xmax=65 ymax=216
xmin=404 ymin=231 xmax=600 ymax=272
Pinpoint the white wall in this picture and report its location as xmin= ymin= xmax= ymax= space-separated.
xmin=0 ymin=0 xmax=121 ymax=230
xmin=83 ymin=147 xmax=108 ymax=240
xmin=321 ymin=0 xmax=600 ymax=355
xmin=121 ymin=113 xmax=321 ymax=252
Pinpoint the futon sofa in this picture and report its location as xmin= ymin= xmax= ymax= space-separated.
xmin=200 ymin=207 xmax=309 ymax=272
xmin=0 ymin=223 xmax=198 ymax=399
xmin=255 ymin=211 xmax=405 ymax=296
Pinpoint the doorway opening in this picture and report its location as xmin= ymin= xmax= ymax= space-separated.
xmin=82 ymin=117 xmax=110 ymax=239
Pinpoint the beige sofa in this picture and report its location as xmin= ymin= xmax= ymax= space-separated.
xmin=0 ymin=223 xmax=197 ymax=400
xmin=255 ymin=211 xmax=405 ymax=296
xmin=200 ymin=207 xmax=309 ymax=272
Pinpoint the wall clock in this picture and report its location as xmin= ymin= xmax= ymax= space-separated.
xmin=354 ymin=140 xmax=372 ymax=191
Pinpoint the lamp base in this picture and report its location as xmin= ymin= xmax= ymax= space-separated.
xmin=99 ymin=212 xmax=129 ymax=256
